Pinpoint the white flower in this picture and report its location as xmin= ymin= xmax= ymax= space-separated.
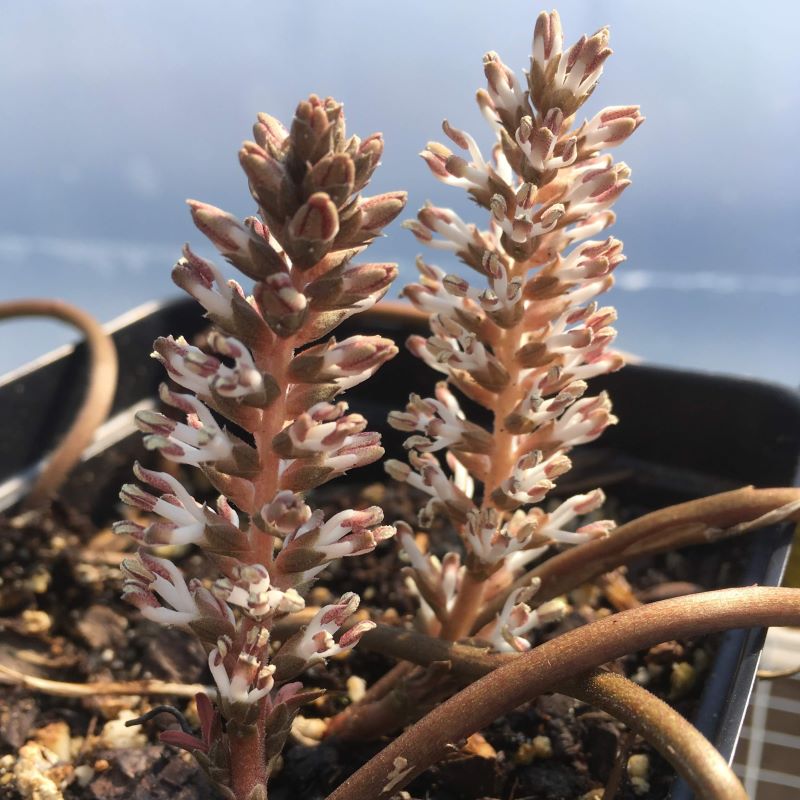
xmin=135 ymin=384 xmax=234 ymax=466
xmin=117 ymin=463 xmax=207 ymax=546
xmin=283 ymin=593 xmax=375 ymax=668
xmin=478 ymin=587 xmax=567 ymax=652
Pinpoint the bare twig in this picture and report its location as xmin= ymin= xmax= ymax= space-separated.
xmin=0 ymin=664 xmax=208 ymax=698
xmin=0 ymin=299 xmax=118 ymax=508
xmin=327 ymin=586 xmax=800 ymax=800
xmin=602 ymin=730 xmax=635 ymax=800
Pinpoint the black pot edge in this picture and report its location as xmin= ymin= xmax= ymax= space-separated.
xmin=0 ymin=300 xmax=169 ymax=387
xmin=668 ymin=522 xmax=795 ymax=800
xmin=3 ymin=297 xmax=799 ymax=489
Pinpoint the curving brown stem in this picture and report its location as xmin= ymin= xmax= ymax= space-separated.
xmin=474 ymin=485 xmax=800 ymax=630
xmin=326 ymin=586 xmax=800 ymax=800
xmin=325 ymin=486 xmax=800 ymax=742
xmin=565 ymin=671 xmax=747 ymax=800
xmin=0 ymin=299 xmax=118 ymax=508
xmin=332 ymin=626 xmax=748 ymax=796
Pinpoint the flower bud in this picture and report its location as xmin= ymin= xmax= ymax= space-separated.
xmin=288 ymin=94 xmax=339 ymax=166
xmin=117 ymin=463 xmax=207 ymax=547
xmin=358 ymin=191 xmax=408 ymax=233
xmin=305 ymin=262 xmax=397 ymax=311
xmin=256 ymin=491 xmax=313 ymax=537
xmin=289 ymin=335 xmax=397 ymax=389
xmin=352 ymin=133 xmax=384 ymax=191
xmin=272 ymin=593 xmax=369 ymax=681
xmin=187 ymin=199 xmax=287 ymax=281
xmin=239 ymin=141 xmax=287 ymax=218
xmin=286 ymin=192 xmax=340 ymax=268
xmin=213 ymin=563 xmax=304 ymax=619
xmin=304 ymin=153 xmax=355 ymax=207
xmin=254 ymin=273 xmax=309 ymax=338
xmin=580 ymin=106 xmax=644 ymax=151
xmin=253 ymin=111 xmax=288 ymax=155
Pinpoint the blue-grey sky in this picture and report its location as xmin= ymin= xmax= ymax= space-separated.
xmin=1 ymin=1 xmax=798 ymax=384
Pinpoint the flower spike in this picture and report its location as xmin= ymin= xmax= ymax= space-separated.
xmin=116 ymin=91 xmax=403 ymax=796
xmin=390 ymin=8 xmax=642 ymax=654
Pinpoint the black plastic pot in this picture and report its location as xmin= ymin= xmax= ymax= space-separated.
xmin=1 ymin=297 xmax=798 ymax=798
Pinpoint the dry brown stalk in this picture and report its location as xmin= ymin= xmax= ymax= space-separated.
xmin=327 ymin=587 xmax=800 ymax=800
xmin=0 ymin=664 xmax=208 ymax=698
xmin=0 ymin=299 xmax=118 ymax=508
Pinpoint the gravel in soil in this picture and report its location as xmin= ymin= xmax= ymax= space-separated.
xmin=0 ymin=478 xmax=740 ymax=800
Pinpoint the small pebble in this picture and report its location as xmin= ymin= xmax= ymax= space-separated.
xmin=670 ymin=661 xmax=697 ymax=699
xmin=98 ymin=711 xmax=145 ymax=750
xmin=20 ymin=609 xmax=52 ymax=635
xmin=72 ymin=764 xmax=95 ymax=787
xmin=514 ymin=734 xmax=553 ymax=764
xmin=627 ymin=753 xmax=650 ymax=796
xmin=346 ymin=675 xmax=367 ymax=703
xmin=33 ymin=722 xmax=71 ymax=763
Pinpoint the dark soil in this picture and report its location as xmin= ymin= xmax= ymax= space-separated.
xmin=0 ymin=476 xmax=743 ymax=800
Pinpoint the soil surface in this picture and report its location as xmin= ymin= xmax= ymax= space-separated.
xmin=0 ymin=475 xmax=742 ymax=800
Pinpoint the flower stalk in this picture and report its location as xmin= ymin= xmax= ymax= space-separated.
xmin=389 ymin=9 xmax=642 ymax=656
xmin=324 ymin=9 xmax=642 ymax=743
xmin=116 ymin=96 xmax=405 ymax=799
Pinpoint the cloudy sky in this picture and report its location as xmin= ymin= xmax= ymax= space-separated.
xmin=1 ymin=0 xmax=798 ymax=384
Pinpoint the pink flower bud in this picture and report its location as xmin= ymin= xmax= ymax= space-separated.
xmin=239 ymin=141 xmax=286 ymax=209
xmin=403 ymin=219 xmax=433 ymax=243
xmin=254 ymin=272 xmax=309 ymax=337
xmin=577 ymin=520 xmax=615 ymax=537
xmin=352 ymin=133 xmax=384 ymax=192
xmin=483 ymin=51 xmax=526 ymax=116
xmin=135 ymin=388 xmax=235 ymax=468
xmin=117 ymin=463 xmax=209 ymax=547
xmin=532 ymin=10 xmax=563 ymax=69
xmin=420 ymin=142 xmax=451 ymax=179
xmin=288 ymin=192 xmax=340 ymax=243
xmin=384 ymin=459 xmax=412 ymax=483
xmin=289 ymin=335 xmax=397 ymax=389
xmin=258 ymin=490 xmax=313 ymax=536
xmin=253 ymin=112 xmax=289 ymax=152
xmin=171 ymin=244 xmax=239 ymax=321
xmin=306 ymin=153 xmax=356 ymax=206
xmin=121 ymin=552 xmax=206 ymax=627
xmin=187 ymin=199 xmax=250 ymax=255
xmin=326 ymin=431 xmax=384 ymax=472
xmin=273 ymin=401 xmax=367 ymax=458
xmin=337 ymin=619 xmax=376 ymax=649
xmin=359 ymin=191 xmax=408 ymax=232
xmin=582 ymin=106 xmax=645 ymax=150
